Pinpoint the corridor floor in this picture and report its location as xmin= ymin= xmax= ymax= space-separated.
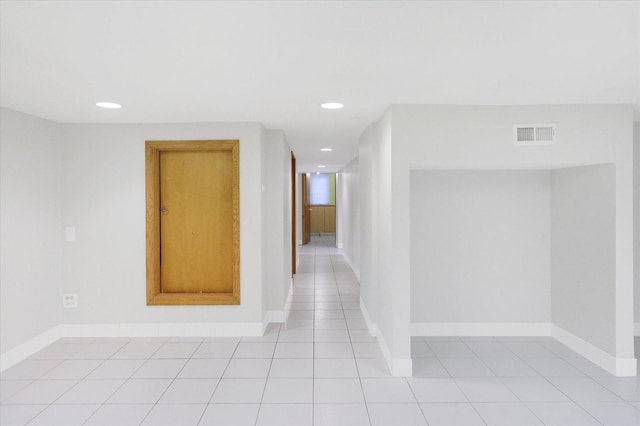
xmin=1 ymin=235 xmax=639 ymax=425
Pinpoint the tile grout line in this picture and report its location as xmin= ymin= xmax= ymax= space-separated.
xmin=336 ymin=238 xmax=374 ymax=426
xmin=196 ymin=339 xmax=241 ymax=425
xmin=422 ymin=338 xmax=486 ymax=425
xmin=35 ymin=341 xmax=129 ymax=425
xmin=476 ymin=338 xmax=606 ymax=425
xmin=137 ymin=339 xmax=205 ymax=426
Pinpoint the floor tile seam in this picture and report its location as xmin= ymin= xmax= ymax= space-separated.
xmin=419 ymin=339 xmax=492 ymax=424
xmin=7 ymin=404 xmax=49 ymax=426
xmin=460 ymin=339 xmax=586 ymax=421
xmin=37 ymin=356 xmax=110 ymax=419
xmin=539 ymin=374 xmax=626 ymax=400
xmin=465 ymin=347 xmax=554 ymax=425
xmin=514 ymin=355 xmax=624 ymax=419
xmin=28 ymin=399 xmax=101 ymax=426
xmin=137 ymin=342 xmax=203 ymax=426
xmin=519 ymin=401 xmax=606 ymax=426
xmin=342 ymin=284 xmax=373 ymax=424
xmin=311 ymin=240 xmax=318 ymax=425
xmin=405 ymin=376 xmax=433 ymax=425
xmin=192 ymin=339 xmax=231 ymax=426
xmin=461 ymin=340 xmax=597 ymax=424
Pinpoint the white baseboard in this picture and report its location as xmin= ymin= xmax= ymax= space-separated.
xmin=264 ymin=311 xmax=285 ymax=324
xmin=337 ymin=243 xmax=343 ymax=249
xmin=360 ymin=298 xmax=378 ymax=338
xmin=411 ymin=322 xmax=551 ymax=337
xmin=1 ymin=326 xmax=63 ymax=372
xmin=360 ymin=298 xmax=411 ymax=376
xmin=62 ymin=322 xmax=266 ymax=338
xmin=411 ymin=321 xmax=636 ymax=377
xmin=374 ymin=323 xmax=412 ymax=377
xmin=263 ymin=279 xmax=295 ymax=327
xmin=284 ymin=278 xmax=294 ymax=323
xmin=2 ymin=321 xmax=267 ymax=372
xmin=344 ymin=253 xmax=361 ymax=281
xmin=551 ymin=324 xmax=637 ymax=377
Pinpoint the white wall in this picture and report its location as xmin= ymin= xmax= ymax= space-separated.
xmin=60 ymin=123 xmax=265 ymax=326
xmin=635 ymin=123 xmax=639 ymax=332
xmin=358 ymin=124 xmax=379 ymax=332
xmin=551 ymin=164 xmax=616 ymax=355
xmin=264 ymin=129 xmax=293 ymax=318
xmin=391 ymin=105 xmax=634 ymax=366
xmin=358 ymin=110 xmax=413 ymax=375
xmin=0 ymin=108 xmax=62 ymax=354
xmin=338 ymin=157 xmax=360 ymax=277
xmin=411 ymin=170 xmax=551 ymax=323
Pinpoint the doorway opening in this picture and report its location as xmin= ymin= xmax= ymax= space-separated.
xmin=302 ymin=172 xmax=337 ymax=245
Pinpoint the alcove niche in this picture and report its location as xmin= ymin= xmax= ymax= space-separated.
xmin=410 ymin=164 xmax=616 ymax=357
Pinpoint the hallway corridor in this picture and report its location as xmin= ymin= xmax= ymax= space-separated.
xmin=2 ymin=236 xmax=640 ymax=425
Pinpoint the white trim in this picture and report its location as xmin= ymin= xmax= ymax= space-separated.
xmin=1 ymin=321 xmax=266 ymax=371
xmin=360 ymin=298 xmax=411 ymax=376
xmin=264 ymin=311 xmax=285 ymax=324
xmin=262 ymin=279 xmax=295 ymax=328
xmin=344 ymin=253 xmax=361 ymax=281
xmin=1 ymin=326 xmax=63 ymax=372
xmin=551 ymin=324 xmax=637 ymax=377
xmin=336 ymin=243 xmax=344 ymax=249
xmin=635 ymin=322 xmax=640 ymax=336
xmin=62 ymin=322 xmax=266 ymax=338
xmin=393 ymin=358 xmax=413 ymax=377
xmin=373 ymin=324 xmax=412 ymax=377
xmin=375 ymin=328 xmax=394 ymax=375
xmin=411 ymin=322 xmax=551 ymax=337
xmin=360 ymin=297 xmax=378 ymax=337
xmin=284 ymin=278 xmax=294 ymax=323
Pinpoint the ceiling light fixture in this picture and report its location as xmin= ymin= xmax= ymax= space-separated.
xmin=96 ymin=102 xmax=122 ymax=109
xmin=317 ymin=165 xmax=326 ymax=168
xmin=320 ymin=148 xmax=332 ymax=152
xmin=320 ymin=102 xmax=343 ymax=109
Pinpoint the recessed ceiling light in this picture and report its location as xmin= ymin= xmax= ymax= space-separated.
xmin=320 ymin=148 xmax=332 ymax=152
xmin=320 ymin=102 xmax=343 ymax=109
xmin=96 ymin=102 xmax=122 ymax=109
xmin=317 ymin=165 xmax=326 ymax=168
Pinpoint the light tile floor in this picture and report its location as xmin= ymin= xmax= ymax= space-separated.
xmin=1 ymin=235 xmax=639 ymax=425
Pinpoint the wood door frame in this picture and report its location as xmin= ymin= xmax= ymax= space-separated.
xmin=145 ymin=140 xmax=240 ymax=305
xmin=301 ymin=173 xmax=311 ymax=244
xmin=291 ymin=152 xmax=296 ymax=275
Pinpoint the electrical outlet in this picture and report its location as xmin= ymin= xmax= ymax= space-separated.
xmin=63 ymin=293 xmax=78 ymax=308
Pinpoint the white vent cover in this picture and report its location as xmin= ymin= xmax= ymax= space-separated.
xmin=513 ymin=124 xmax=556 ymax=146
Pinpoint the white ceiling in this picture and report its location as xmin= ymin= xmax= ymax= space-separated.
xmin=1 ymin=1 xmax=639 ymax=171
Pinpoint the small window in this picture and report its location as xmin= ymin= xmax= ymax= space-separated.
xmin=309 ymin=173 xmax=335 ymax=205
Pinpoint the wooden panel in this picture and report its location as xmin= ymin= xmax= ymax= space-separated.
xmin=310 ymin=206 xmax=325 ymax=233
xmin=302 ymin=174 xmax=310 ymax=244
xmin=160 ymin=151 xmax=232 ymax=293
xmin=324 ymin=205 xmax=336 ymax=233
xmin=291 ymin=152 xmax=296 ymax=274
xmin=145 ymin=140 xmax=240 ymax=305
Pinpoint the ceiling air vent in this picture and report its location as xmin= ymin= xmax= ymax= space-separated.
xmin=513 ymin=124 xmax=556 ymax=146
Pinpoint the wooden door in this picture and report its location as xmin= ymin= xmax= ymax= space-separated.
xmin=146 ymin=140 xmax=240 ymax=305
xmin=291 ymin=152 xmax=296 ymax=274
xmin=160 ymin=151 xmax=232 ymax=293
xmin=324 ymin=205 xmax=336 ymax=233
xmin=310 ymin=207 xmax=325 ymax=233
xmin=301 ymin=173 xmax=311 ymax=244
